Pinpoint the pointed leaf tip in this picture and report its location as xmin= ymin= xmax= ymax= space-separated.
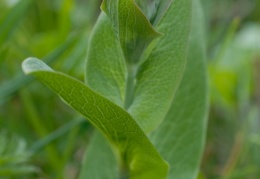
xmin=22 ymin=58 xmax=53 ymax=75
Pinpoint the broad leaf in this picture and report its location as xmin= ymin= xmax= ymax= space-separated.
xmin=151 ymin=0 xmax=208 ymax=178
xmin=85 ymin=13 xmax=126 ymax=107
xmin=82 ymin=0 xmax=191 ymax=176
xmin=22 ymin=58 xmax=168 ymax=179
xmin=82 ymin=13 xmax=124 ymax=179
xmin=87 ymin=0 xmax=192 ymax=133
xmin=129 ymin=0 xmax=192 ymax=132
xmin=101 ymin=0 xmax=161 ymax=64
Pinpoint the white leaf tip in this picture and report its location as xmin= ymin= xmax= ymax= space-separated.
xmin=22 ymin=57 xmax=53 ymax=74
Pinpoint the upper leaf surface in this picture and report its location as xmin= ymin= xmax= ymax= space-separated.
xmin=85 ymin=13 xmax=126 ymax=107
xmin=128 ymin=0 xmax=192 ymax=132
xmin=134 ymin=0 xmax=172 ymax=26
xmin=22 ymin=58 xmax=168 ymax=179
xmin=151 ymin=0 xmax=208 ymax=178
xmin=87 ymin=0 xmax=192 ymax=133
xmin=101 ymin=0 xmax=161 ymax=63
xmin=83 ymin=13 xmax=125 ymax=179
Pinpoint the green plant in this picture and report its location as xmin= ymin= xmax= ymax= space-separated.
xmin=21 ymin=0 xmax=208 ymax=178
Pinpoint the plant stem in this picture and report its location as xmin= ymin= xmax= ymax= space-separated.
xmin=124 ymin=63 xmax=137 ymax=110
xmin=119 ymin=163 xmax=130 ymax=179
xmin=122 ymin=63 xmax=137 ymax=178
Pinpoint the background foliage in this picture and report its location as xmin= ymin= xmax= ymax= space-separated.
xmin=0 ymin=0 xmax=260 ymax=178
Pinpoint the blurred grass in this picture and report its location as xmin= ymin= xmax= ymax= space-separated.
xmin=0 ymin=0 xmax=100 ymax=178
xmin=201 ymin=0 xmax=260 ymax=179
xmin=0 ymin=0 xmax=260 ymax=178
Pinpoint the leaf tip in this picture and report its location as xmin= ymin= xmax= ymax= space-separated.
xmin=22 ymin=57 xmax=53 ymax=75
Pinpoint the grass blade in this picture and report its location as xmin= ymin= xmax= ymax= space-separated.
xmin=0 ymin=0 xmax=32 ymax=46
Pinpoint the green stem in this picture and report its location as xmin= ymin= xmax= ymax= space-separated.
xmin=119 ymin=165 xmax=130 ymax=179
xmin=124 ymin=63 xmax=137 ymax=110
xmin=122 ymin=63 xmax=137 ymax=178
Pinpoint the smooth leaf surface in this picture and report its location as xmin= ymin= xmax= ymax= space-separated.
xmin=79 ymin=131 xmax=119 ymax=179
xmin=82 ymin=0 xmax=193 ymax=177
xmin=151 ymin=0 xmax=208 ymax=178
xmin=82 ymin=13 xmax=124 ymax=179
xmin=101 ymin=0 xmax=161 ymax=63
xmin=22 ymin=58 xmax=168 ymax=179
xmin=129 ymin=0 xmax=192 ymax=132
xmin=85 ymin=13 xmax=126 ymax=107
xmin=87 ymin=0 xmax=192 ymax=133
xmin=134 ymin=0 xmax=172 ymax=25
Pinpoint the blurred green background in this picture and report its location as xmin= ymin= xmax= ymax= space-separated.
xmin=0 ymin=0 xmax=259 ymax=178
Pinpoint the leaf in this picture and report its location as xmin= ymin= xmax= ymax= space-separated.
xmin=128 ymin=0 xmax=192 ymax=132
xmin=101 ymin=0 xmax=161 ymax=64
xmin=22 ymin=58 xmax=169 ymax=179
xmin=87 ymin=0 xmax=192 ymax=133
xmin=134 ymin=0 xmax=173 ymax=25
xmin=82 ymin=13 xmax=123 ymax=179
xmin=79 ymin=131 xmax=119 ymax=179
xmin=85 ymin=13 xmax=126 ymax=107
xmin=82 ymin=2 xmax=193 ymax=177
xmin=150 ymin=0 xmax=208 ymax=178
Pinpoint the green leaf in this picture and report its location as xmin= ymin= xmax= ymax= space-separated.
xmin=101 ymin=0 xmax=161 ymax=64
xmin=82 ymin=13 xmax=123 ymax=179
xmin=85 ymin=13 xmax=126 ymax=107
xmin=151 ymin=0 xmax=208 ymax=178
xmin=87 ymin=0 xmax=192 ymax=133
xmin=134 ymin=0 xmax=173 ymax=25
xmin=128 ymin=0 xmax=192 ymax=132
xmin=79 ymin=131 xmax=119 ymax=179
xmin=22 ymin=58 xmax=169 ymax=179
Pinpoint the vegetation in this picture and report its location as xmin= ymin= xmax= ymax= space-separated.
xmin=0 ymin=0 xmax=259 ymax=178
